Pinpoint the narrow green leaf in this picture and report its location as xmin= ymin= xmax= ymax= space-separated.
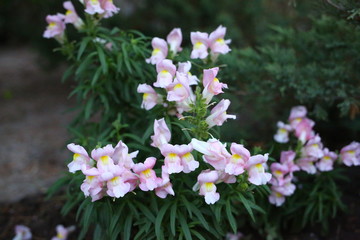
xmin=190 ymin=230 xmax=207 ymax=240
xmin=155 ymin=202 xmax=171 ymax=240
xmin=77 ymin=37 xmax=91 ymax=60
xmin=91 ymin=67 xmax=102 ymax=86
xmin=226 ymin=200 xmax=237 ymax=233
xmin=178 ymin=212 xmax=193 ymax=240
xmin=134 ymin=201 xmax=156 ymax=223
xmin=238 ymin=193 xmax=255 ymax=222
xmin=96 ymin=44 xmax=108 ymax=74
xmin=170 ymin=202 xmax=177 ymax=236
xmin=123 ymin=213 xmax=133 ymax=240
xmin=187 ymin=203 xmax=209 ymax=230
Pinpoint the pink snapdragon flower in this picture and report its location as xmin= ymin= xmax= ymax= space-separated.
xmin=160 ymin=143 xmax=198 ymax=174
xmin=302 ymin=135 xmax=324 ymax=159
xmin=206 ymin=99 xmax=236 ymax=128
xmin=133 ymin=157 xmax=158 ymax=191
xmin=246 ymin=154 xmax=272 ymax=185
xmin=340 ymin=141 xmax=360 ymax=166
xmin=269 ymin=188 xmax=286 ymax=207
xmin=316 ymin=148 xmax=337 ymax=171
xmin=274 ymin=121 xmax=292 ymax=143
xmin=100 ymin=0 xmax=120 ymax=18
xmin=166 ymin=72 xmax=192 ymax=102
xmin=81 ymin=167 xmax=104 ymax=201
xmin=155 ymin=166 xmax=175 ymax=198
xmin=208 ymin=25 xmax=231 ymax=55
xmin=224 ymin=143 xmax=250 ymax=176
xmin=112 ymin=140 xmax=138 ymax=169
xmin=146 ymin=37 xmax=168 ymax=65
xmin=202 ymin=67 xmax=228 ymax=103
xmin=294 ymin=118 xmax=315 ymax=143
xmin=67 ymin=143 xmax=91 ymax=173
xmin=288 ymin=105 xmax=308 ymax=128
xmin=190 ymin=31 xmax=209 ymax=59
xmin=226 ymin=232 xmax=244 ymax=240
xmin=280 ymin=150 xmax=300 ymax=173
xmin=272 ymin=176 xmax=296 ymax=196
xmin=178 ymin=61 xmax=199 ymax=85
xmin=167 ymin=28 xmax=182 ymax=54
xmin=137 ymin=84 xmax=160 ymax=110
xmin=106 ymin=170 xmax=132 ymax=198
xmin=90 ymin=145 xmax=123 ymax=181
xmin=270 ymin=162 xmax=290 ymax=186
xmin=297 ymin=157 xmax=317 ymax=174
xmin=51 ymin=225 xmax=75 ymax=240
xmin=191 ymin=138 xmax=231 ymax=170
xmin=154 ymin=59 xmax=176 ymax=88
xmin=13 ymin=225 xmax=32 ymax=240
xmin=63 ymin=1 xmax=84 ymax=29
xmin=150 ymin=118 xmax=171 ymax=148
xmin=84 ymin=0 xmax=104 ymax=15
xmin=43 ymin=14 xmax=66 ymax=43
xmin=197 ymin=170 xmax=220 ymax=204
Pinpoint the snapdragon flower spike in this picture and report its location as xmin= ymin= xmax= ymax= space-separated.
xmin=167 ymin=28 xmax=183 ymax=54
xmin=178 ymin=61 xmax=199 ymax=85
xmin=246 ymin=154 xmax=272 ymax=185
xmin=302 ymin=134 xmax=324 ymax=159
xmin=274 ymin=121 xmax=292 ymax=143
xmin=190 ymin=31 xmax=209 ymax=59
xmin=13 ymin=225 xmax=32 ymax=240
xmin=316 ymin=148 xmax=337 ymax=172
xmin=340 ymin=141 xmax=360 ymax=166
xmin=84 ymin=0 xmax=104 ymax=15
xmin=269 ymin=188 xmax=286 ymax=207
xmin=208 ymin=25 xmax=231 ymax=55
xmin=197 ymin=170 xmax=220 ymax=204
xmin=166 ymin=72 xmax=192 ymax=102
xmin=202 ymin=67 xmax=228 ymax=103
xmin=51 ymin=225 xmax=75 ymax=240
xmin=150 ymin=118 xmax=171 ymax=148
xmin=224 ymin=143 xmax=250 ymax=176
xmin=154 ymin=59 xmax=176 ymax=88
xmin=63 ymin=1 xmax=84 ymax=29
xmin=280 ymin=150 xmax=300 ymax=173
xmin=81 ymin=167 xmax=104 ymax=201
xmin=191 ymin=138 xmax=231 ymax=170
xmin=133 ymin=157 xmax=158 ymax=191
xmin=67 ymin=143 xmax=91 ymax=173
xmin=297 ymin=156 xmax=317 ymax=174
xmin=206 ymin=99 xmax=236 ymax=128
xmin=112 ymin=140 xmax=138 ymax=169
xmin=155 ymin=166 xmax=175 ymax=198
xmin=146 ymin=37 xmax=168 ymax=65
xmin=137 ymin=84 xmax=160 ymax=110
xmin=100 ymin=0 xmax=120 ymax=18
xmin=43 ymin=14 xmax=66 ymax=43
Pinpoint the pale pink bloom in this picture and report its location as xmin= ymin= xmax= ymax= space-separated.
xmin=106 ymin=171 xmax=131 ymax=198
xmin=91 ymin=144 xmax=121 ymax=181
xmin=197 ymin=170 xmax=220 ymax=204
xmin=84 ymin=0 xmax=104 ymax=15
xmin=81 ymin=167 xmax=103 ymax=201
xmin=43 ymin=14 xmax=66 ymax=42
xmin=181 ymin=147 xmax=199 ymax=173
xmin=302 ymin=135 xmax=324 ymax=158
xmin=166 ymin=72 xmax=192 ymax=102
xmin=191 ymin=138 xmax=231 ymax=170
xmin=316 ymin=148 xmax=337 ymax=171
xmin=133 ymin=157 xmax=158 ymax=191
xmin=91 ymin=144 xmax=115 ymax=160
xmin=224 ymin=143 xmax=250 ymax=176
xmin=274 ymin=121 xmax=292 ymax=143
xmin=160 ymin=144 xmax=184 ymax=174
xmin=190 ymin=31 xmax=209 ymax=59
xmin=297 ymin=157 xmax=317 ymax=174
xmin=51 ymin=225 xmax=75 ymax=240
xmin=226 ymin=232 xmax=244 ymax=240
xmin=167 ymin=28 xmax=182 ymax=54
xmin=269 ymin=188 xmax=286 ymax=207
xmin=202 ymin=67 xmax=228 ymax=103
xmin=112 ymin=140 xmax=138 ymax=169
xmin=137 ymin=83 xmax=160 ymax=110
xmin=216 ymin=170 xmax=237 ymax=184
xmin=272 ymin=176 xmax=296 ymax=196
xmin=150 ymin=118 xmax=171 ymax=148
xmin=155 ymin=166 xmax=175 ymax=198
xmin=100 ymin=0 xmax=120 ymax=18
xmin=206 ymin=99 xmax=236 ymax=128
xmin=246 ymin=154 xmax=272 ymax=185
xmin=294 ymin=118 xmax=315 ymax=143
xmin=178 ymin=61 xmax=199 ymax=85
xmin=146 ymin=37 xmax=168 ymax=65
xmin=67 ymin=143 xmax=91 ymax=173
xmin=13 ymin=225 xmax=32 ymax=240
xmin=280 ymin=150 xmax=300 ymax=173
xmin=270 ymin=162 xmax=289 ymax=186
xmin=63 ymin=1 xmax=84 ymax=29
xmin=340 ymin=142 xmax=360 ymax=166
xmin=154 ymin=59 xmax=176 ymax=88
xmin=123 ymin=169 xmax=139 ymax=192
xmin=289 ymin=105 xmax=308 ymax=128
xmin=208 ymin=25 xmax=231 ymax=55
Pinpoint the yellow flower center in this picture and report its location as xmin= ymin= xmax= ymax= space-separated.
xmin=323 ymin=156 xmax=331 ymax=161
xmin=66 ymin=10 xmax=72 ymax=15
xmin=347 ymin=150 xmax=355 ymax=155
xmin=255 ymin=163 xmax=264 ymax=172
xmin=174 ymin=83 xmax=184 ymax=90
xmin=216 ymin=38 xmax=225 ymax=44
xmin=90 ymin=0 xmax=99 ymax=4
xmin=213 ymin=78 xmax=219 ymax=84
xmin=275 ymin=192 xmax=282 ymax=198
xmin=274 ymin=170 xmax=282 ymax=176
xmin=73 ymin=153 xmax=81 ymax=161
xmin=279 ymin=128 xmax=287 ymax=134
xmin=142 ymin=169 xmax=152 ymax=178
xmin=231 ymin=154 xmax=242 ymax=164
xmin=204 ymin=182 xmax=214 ymax=192
xmin=86 ymin=176 xmax=95 ymax=182
xmin=57 ymin=232 xmax=64 ymax=239
xmin=110 ymin=176 xmax=120 ymax=184
xmin=194 ymin=42 xmax=203 ymax=49
xmin=49 ymin=22 xmax=56 ymax=29
xmin=100 ymin=156 xmax=110 ymax=165
xmin=143 ymin=93 xmax=149 ymax=100
xmin=182 ymin=152 xmax=193 ymax=162
xmin=152 ymin=48 xmax=160 ymax=56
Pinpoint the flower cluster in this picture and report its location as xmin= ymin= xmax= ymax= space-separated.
xmin=43 ymin=0 xmax=119 ymax=43
xmin=12 ymin=224 xmax=74 ymax=240
xmin=270 ymin=106 xmax=360 ymax=206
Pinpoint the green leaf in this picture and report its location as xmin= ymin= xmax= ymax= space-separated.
xmin=190 ymin=230 xmax=207 ymax=240
xmin=155 ymin=202 xmax=171 ymax=240
xmin=226 ymin=200 xmax=237 ymax=233
xmin=134 ymin=201 xmax=156 ymax=223
xmin=96 ymin=44 xmax=108 ymax=74
xmin=123 ymin=212 xmax=133 ymax=240
xmin=178 ymin=212 xmax=193 ymax=240
xmin=77 ymin=37 xmax=92 ymax=60
xmin=170 ymin=202 xmax=177 ymax=236
xmin=238 ymin=193 xmax=255 ymax=222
